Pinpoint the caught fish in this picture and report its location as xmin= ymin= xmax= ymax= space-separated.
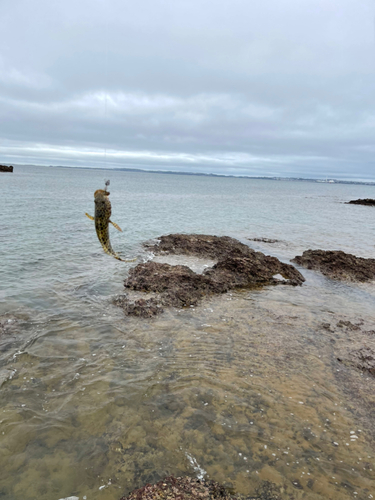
xmin=85 ymin=183 xmax=125 ymax=261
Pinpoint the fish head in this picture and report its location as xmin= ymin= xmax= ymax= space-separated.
xmin=94 ymin=189 xmax=110 ymax=200
xmin=94 ymin=189 xmax=111 ymax=217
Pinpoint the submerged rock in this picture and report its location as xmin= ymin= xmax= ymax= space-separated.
xmin=0 ymin=315 xmax=21 ymax=355
xmin=247 ymin=238 xmax=280 ymax=243
xmin=337 ymin=347 xmax=375 ymax=377
xmin=113 ymin=295 xmax=163 ymax=318
xmin=117 ymin=235 xmax=304 ymax=316
xmin=0 ymin=316 xmax=19 ymax=339
xmin=0 ymin=317 xmax=15 ymax=337
xmin=119 ymin=476 xmax=282 ymax=500
xmin=292 ymin=249 xmax=375 ymax=282
xmin=347 ymin=198 xmax=375 ymax=206
xmin=0 ymin=369 xmax=17 ymax=388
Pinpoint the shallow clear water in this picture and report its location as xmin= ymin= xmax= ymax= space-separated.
xmin=1 ymin=166 xmax=375 ymax=500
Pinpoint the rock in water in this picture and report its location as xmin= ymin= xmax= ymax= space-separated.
xmin=119 ymin=475 xmax=282 ymax=500
xmin=292 ymin=249 xmax=375 ymax=282
xmin=337 ymin=347 xmax=375 ymax=377
xmin=0 ymin=165 xmax=13 ymax=172
xmin=347 ymin=198 xmax=375 ymax=206
xmin=116 ymin=234 xmax=304 ymax=317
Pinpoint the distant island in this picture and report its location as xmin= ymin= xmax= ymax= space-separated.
xmin=9 ymin=163 xmax=375 ymax=185
xmin=51 ymin=165 xmax=375 ymax=186
xmin=0 ymin=165 xmax=13 ymax=172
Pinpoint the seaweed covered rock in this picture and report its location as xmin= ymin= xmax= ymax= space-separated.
xmin=117 ymin=235 xmax=305 ymax=316
xmin=113 ymin=295 xmax=163 ymax=318
xmin=119 ymin=475 xmax=282 ymax=500
xmin=124 ymin=262 xmax=227 ymax=308
xmin=337 ymin=347 xmax=375 ymax=377
xmin=292 ymin=249 xmax=375 ymax=282
xmin=145 ymin=234 xmax=252 ymax=260
xmin=347 ymin=198 xmax=375 ymax=206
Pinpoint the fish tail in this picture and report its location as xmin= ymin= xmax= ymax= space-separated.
xmin=101 ymin=242 xmax=125 ymax=262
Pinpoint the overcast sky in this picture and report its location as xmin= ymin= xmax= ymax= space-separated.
xmin=1 ymin=0 xmax=375 ymax=180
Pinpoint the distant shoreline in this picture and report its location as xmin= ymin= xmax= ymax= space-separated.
xmin=7 ymin=163 xmax=375 ymax=186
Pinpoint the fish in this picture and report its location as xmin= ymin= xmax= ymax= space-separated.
xmin=85 ymin=187 xmax=125 ymax=261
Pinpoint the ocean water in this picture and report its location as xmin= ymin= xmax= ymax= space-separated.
xmin=1 ymin=165 xmax=375 ymax=500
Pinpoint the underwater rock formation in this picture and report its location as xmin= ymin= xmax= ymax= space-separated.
xmin=0 ymin=165 xmax=13 ymax=172
xmin=247 ymin=238 xmax=279 ymax=243
xmin=119 ymin=476 xmax=282 ymax=500
xmin=117 ymin=234 xmax=304 ymax=316
xmin=292 ymin=249 xmax=375 ymax=282
xmin=347 ymin=198 xmax=375 ymax=206
xmin=113 ymin=296 xmax=163 ymax=318
xmin=337 ymin=347 xmax=375 ymax=377
xmin=0 ymin=316 xmax=18 ymax=340
xmin=0 ymin=315 xmax=20 ymax=357
xmin=319 ymin=317 xmax=375 ymax=381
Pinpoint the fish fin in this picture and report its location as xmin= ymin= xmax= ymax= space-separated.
xmin=85 ymin=213 xmax=94 ymax=221
xmin=110 ymin=220 xmax=123 ymax=232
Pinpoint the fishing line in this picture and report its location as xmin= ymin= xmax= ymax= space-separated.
xmin=103 ymin=9 xmax=109 ymax=168
xmin=101 ymin=12 xmax=137 ymax=264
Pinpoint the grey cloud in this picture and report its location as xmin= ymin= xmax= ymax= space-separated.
xmin=0 ymin=0 xmax=374 ymax=180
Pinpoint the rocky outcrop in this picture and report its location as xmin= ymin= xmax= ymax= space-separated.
xmin=145 ymin=234 xmax=255 ymax=260
xmin=117 ymin=234 xmax=305 ymax=316
xmin=347 ymin=198 xmax=375 ymax=206
xmin=292 ymin=249 xmax=375 ymax=282
xmin=119 ymin=476 xmax=282 ymax=500
xmin=113 ymin=296 xmax=163 ymax=318
xmin=0 ymin=165 xmax=13 ymax=172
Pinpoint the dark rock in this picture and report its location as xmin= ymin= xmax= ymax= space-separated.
xmin=120 ymin=235 xmax=305 ymax=315
xmin=114 ymin=295 xmax=164 ymax=318
xmin=321 ymin=322 xmax=333 ymax=332
xmin=337 ymin=347 xmax=375 ymax=377
xmin=292 ymin=249 xmax=375 ymax=282
xmin=347 ymin=198 xmax=375 ymax=206
xmin=291 ymin=479 xmax=303 ymax=490
xmin=146 ymin=234 xmax=257 ymax=260
xmin=248 ymin=238 xmax=279 ymax=243
xmin=205 ymin=254 xmax=304 ymax=288
xmin=149 ymin=235 xmax=304 ymax=287
xmin=336 ymin=320 xmax=361 ymax=331
xmin=0 ymin=165 xmax=13 ymax=172
xmin=119 ymin=476 xmax=234 ymax=500
xmin=119 ymin=475 xmax=282 ymax=500
xmin=124 ymin=262 xmax=226 ymax=309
